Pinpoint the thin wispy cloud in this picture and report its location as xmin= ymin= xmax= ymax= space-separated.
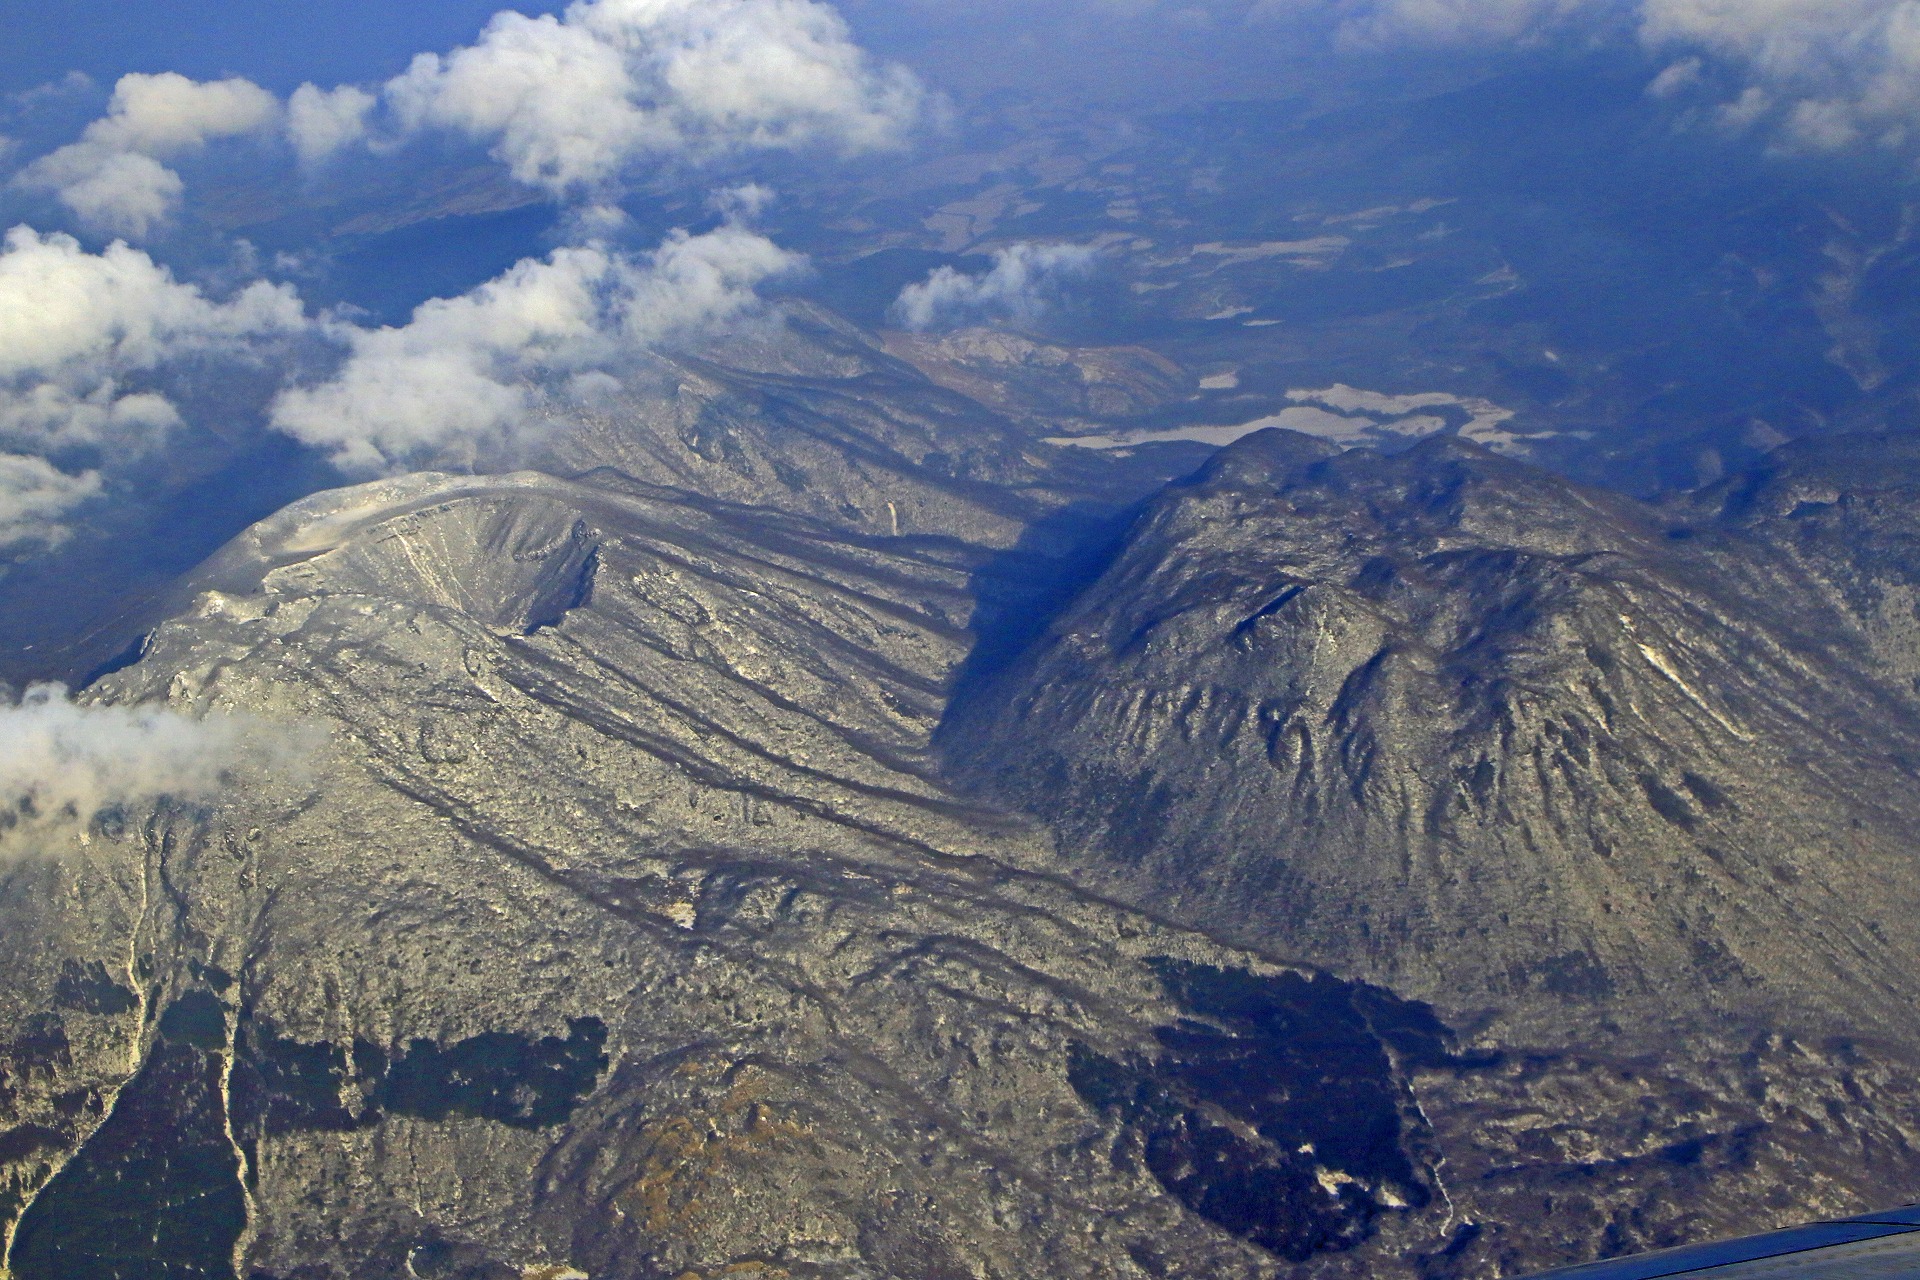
xmin=890 ymin=0 xmax=1920 ymax=154
xmin=1638 ymin=0 xmax=1920 ymax=150
xmin=0 ymin=683 xmax=309 ymax=849
xmin=0 ymin=455 xmax=100 ymax=554
xmin=1337 ymin=0 xmax=1920 ymax=151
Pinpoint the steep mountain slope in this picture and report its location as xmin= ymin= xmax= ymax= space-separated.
xmin=8 ymin=421 xmax=1920 ymax=1280
xmin=0 ymin=471 xmax=1498 ymax=1280
xmin=544 ymin=306 xmax=1204 ymax=555
xmin=944 ymin=429 xmax=1920 ymax=1049
xmin=1687 ymin=430 xmax=1920 ymax=689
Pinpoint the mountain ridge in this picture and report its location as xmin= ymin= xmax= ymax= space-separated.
xmin=942 ymin=428 xmax=1920 ymax=1046
xmin=7 ymin=407 xmax=1920 ymax=1279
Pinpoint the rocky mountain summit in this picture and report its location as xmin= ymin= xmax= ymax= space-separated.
xmin=946 ymin=429 xmax=1920 ymax=1045
xmin=5 ymin=345 xmax=1920 ymax=1280
xmin=945 ymin=425 xmax=1920 ymax=1265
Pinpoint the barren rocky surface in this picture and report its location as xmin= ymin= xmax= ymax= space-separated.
xmin=4 ymin=354 xmax=1920 ymax=1280
xmin=946 ymin=430 xmax=1920 ymax=1045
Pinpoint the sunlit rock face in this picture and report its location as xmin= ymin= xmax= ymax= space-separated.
xmin=7 ymin=427 xmax=1920 ymax=1280
xmin=0 ymin=470 xmax=1487 ymax=1280
xmin=943 ymin=426 xmax=1920 ymax=1270
xmin=947 ymin=428 xmax=1920 ymax=1045
xmin=14 ymin=11 xmax=1920 ymax=1279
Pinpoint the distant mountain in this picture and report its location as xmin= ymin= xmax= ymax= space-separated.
xmin=1687 ymin=430 xmax=1920 ymax=689
xmin=10 ymin=305 xmax=1203 ymax=693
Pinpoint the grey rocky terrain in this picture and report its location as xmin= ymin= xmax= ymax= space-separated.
xmin=4 ymin=327 xmax=1920 ymax=1280
xmin=946 ymin=425 xmax=1920 ymax=1266
xmin=945 ymin=430 xmax=1920 ymax=1040
xmin=0 ymin=464 xmax=1479 ymax=1280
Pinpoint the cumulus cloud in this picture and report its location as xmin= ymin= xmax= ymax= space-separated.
xmin=890 ymin=242 xmax=1101 ymax=332
xmin=286 ymin=83 xmax=377 ymax=165
xmin=368 ymin=0 xmax=926 ymax=192
xmin=15 ymin=73 xmax=280 ymax=236
xmin=77 ymin=73 xmax=280 ymax=154
xmin=20 ymin=151 xmax=184 ymax=239
xmin=0 ymin=684 xmax=304 ymax=848
xmin=0 ymin=228 xmax=303 ymax=383
xmin=1638 ymin=0 xmax=1920 ymax=149
xmin=0 ymin=226 xmax=307 ymax=453
xmin=271 ymin=220 xmax=804 ymax=473
xmin=0 ymin=211 xmax=805 ymax=542
xmin=22 ymin=0 xmax=924 ymax=210
xmin=0 ymin=226 xmax=309 ymax=546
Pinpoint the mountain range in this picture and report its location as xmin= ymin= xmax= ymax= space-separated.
xmin=4 ymin=315 xmax=1920 ymax=1280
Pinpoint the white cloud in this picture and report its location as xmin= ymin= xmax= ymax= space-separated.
xmin=12 ymin=0 xmax=916 ymax=221
xmin=15 ymin=0 xmax=922 ymax=229
xmin=0 ymin=456 xmax=101 ymax=553
xmin=19 ymin=150 xmax=184 ymax=240
xmin=271 ymin=221 xmax=804 ymax=473
xmin=1717 ymin=84 xmax=1775 ymax=129
xmin=890 ymin=242 xmax=1101 ymax=332
xmin=626 ymin=220 xmax=806 ymax=337
xmin=935 ymin=0 xmax=1920 ymax=154
xmin=1638 ymin=0 xmax=1920 ymax=149
xmin=0 ymin=384 xmax=181 ymax=456
xmin=1785 ymin=96 xmax=1865 ymax=148
xmin=0 ymin=226 xmax=309 ymax=549
xmin=0 ymin=226 xmax=307 ymax=454
xmin=1639 ymin=0 xmax=1890 ymax=68
xmin=1322 ymin=0 xmax=1920 ymax=151
xmin=15 ymin=73 xmax=280 ymax=236
xmin=0 ymin=684 xmax=301 ymax=848
xmin=287 ymin=83 xmax=377 ymax=165
xmin=6 ymin=71 xmax=95 ymax=111
xmin=79 ymin=73 xmax=280 ymax=155
xmin=0 ymin=208 xmax=807 ymax=534
xmin=711 ymin=182 xmax=777 ymax=220
xmin=375 ymin=0 xmax=926 ymax=192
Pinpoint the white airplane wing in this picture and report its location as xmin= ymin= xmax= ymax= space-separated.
xmin=1523 ymin=1205 xmax=1920 ymax=1279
